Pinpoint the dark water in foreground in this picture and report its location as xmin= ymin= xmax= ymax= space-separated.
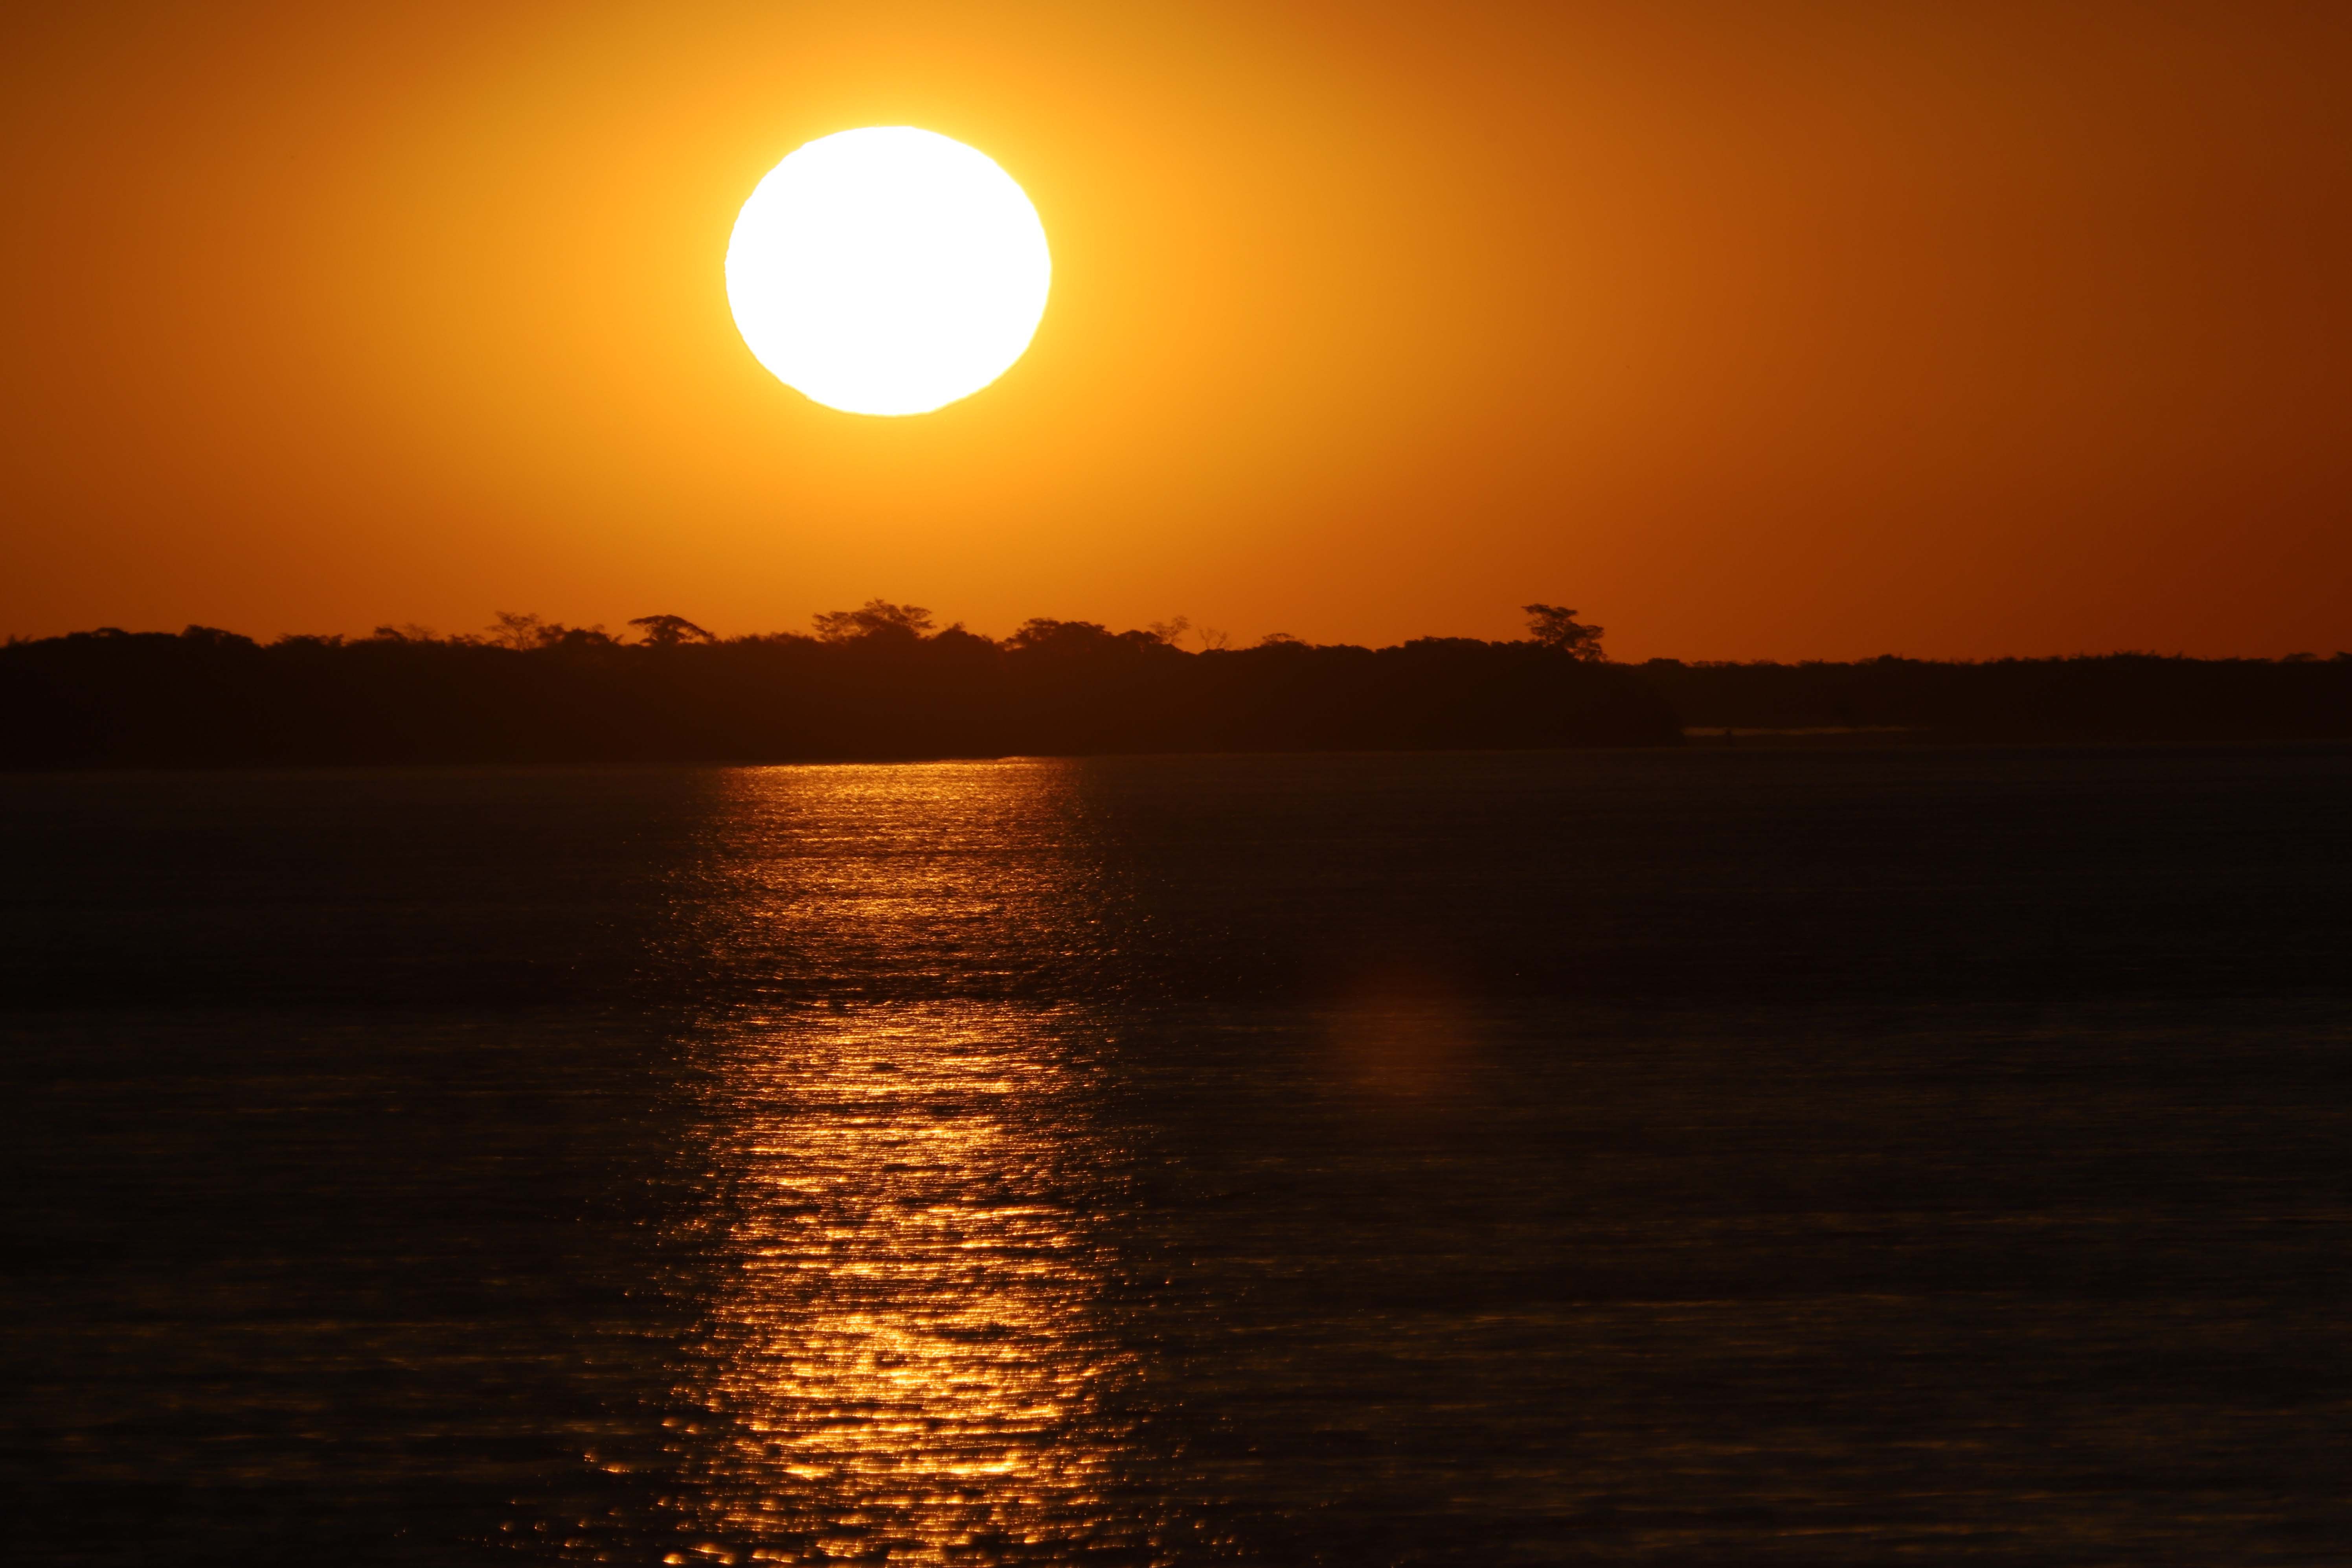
xmin=4 ymin=748 xmax=2350 ymax=1565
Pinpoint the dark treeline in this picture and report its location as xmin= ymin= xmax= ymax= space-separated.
xmin=1648 ymin=653 xmax=2352 ymax=741
xmin=0 ymin=603 xmax=1674 ymax=766
xmin=6 ymin=602 xmax=2348 ymax=766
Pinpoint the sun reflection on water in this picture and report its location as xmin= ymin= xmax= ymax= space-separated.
xmin=661 ymin=763 xmax=1159 ymax=1565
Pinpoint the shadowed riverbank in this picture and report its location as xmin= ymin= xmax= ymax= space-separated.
xmin=4 ymin=606 xmax=2348 ymax=766
xmin=0 ymin=611 xmax=1674 ymax=766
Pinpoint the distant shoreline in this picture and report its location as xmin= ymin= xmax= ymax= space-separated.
xmin=3 ymin=620 xmax=2345 ymax=767
xmin=1644 ymin=653 xmax=2351 ymax=744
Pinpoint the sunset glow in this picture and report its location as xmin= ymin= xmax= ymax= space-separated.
xmin=4 ymin=4 xmax=2349 ymax=654
xmin=724 ymin=127 xmax=1051 ymax=417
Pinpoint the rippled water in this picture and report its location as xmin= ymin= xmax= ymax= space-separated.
xmin=6 ymin=748 xmax=2351 ymax=1564
xmin=654 ymin=1004 xmax=1120 ymax=1559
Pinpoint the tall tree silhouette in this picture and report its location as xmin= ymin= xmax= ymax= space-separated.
xmin=1523 ymin=604 xmax=1606 ymax=661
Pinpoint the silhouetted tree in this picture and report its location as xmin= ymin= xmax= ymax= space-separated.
xmin=180 ymin=625 xmax=257 ymax=649
xmin=1524 ymin=604 xmax=1606 ymax=660
xmin=628 ymin=614 xmax=717 ymax=647
xmin=1007 ymin=618 xmax=1120 ymax=654
xmin=813 ymin=600 xmax=935 ymax=643
xmin=487 ymin=612 xmax=552 ymax=650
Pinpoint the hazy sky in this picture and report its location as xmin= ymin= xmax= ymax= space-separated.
xmin=3 ymin=0 xmax=2347 ymax=658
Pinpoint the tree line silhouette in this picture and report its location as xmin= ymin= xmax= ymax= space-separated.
xmin=0 ymin=602 xmax=1669 ymax=766
xmin=2 ymin=603 xmax=2344 ymax=766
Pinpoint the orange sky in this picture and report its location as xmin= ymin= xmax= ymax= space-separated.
xmin=3 ymin=0 xmax=2347 ymax=658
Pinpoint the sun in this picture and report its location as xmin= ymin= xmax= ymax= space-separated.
xmin=724 ymin=127 xmax=1052 ymax=417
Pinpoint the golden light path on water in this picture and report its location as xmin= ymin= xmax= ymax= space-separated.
xmin=657 ymin=761 xmax=1164 ymax=1565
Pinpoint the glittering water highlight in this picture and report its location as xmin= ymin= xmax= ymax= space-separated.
xmin=654 ymin=765 xmax=1162 ymax=1562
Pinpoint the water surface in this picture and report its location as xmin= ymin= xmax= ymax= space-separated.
xmin=6 ymin=748 xmax=2349 ymax=1564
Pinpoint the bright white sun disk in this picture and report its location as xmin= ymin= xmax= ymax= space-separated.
xmin=725 ymin=127 xmax=1051 ymax=416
